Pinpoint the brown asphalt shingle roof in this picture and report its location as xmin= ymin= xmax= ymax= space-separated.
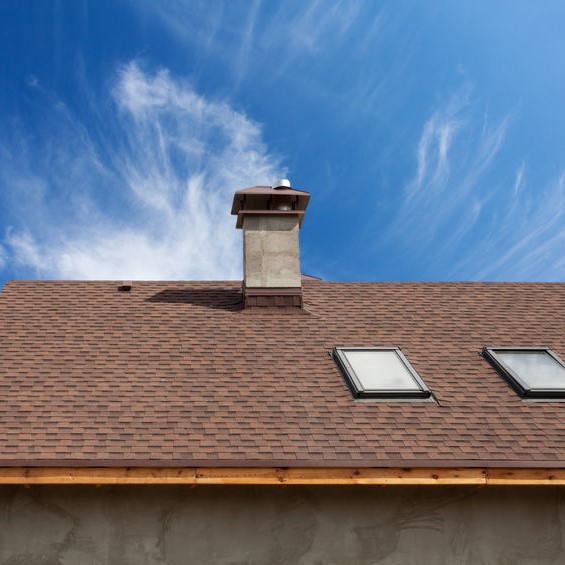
xmin=1 ymin=279 xmax=565 ymax=468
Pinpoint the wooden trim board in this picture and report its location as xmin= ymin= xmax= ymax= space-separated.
xmin=0 ymin=467 xmax=564 ymax=485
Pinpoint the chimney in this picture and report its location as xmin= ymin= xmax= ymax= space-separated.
xmin=231 ymin=179 xmax=310 ymax=307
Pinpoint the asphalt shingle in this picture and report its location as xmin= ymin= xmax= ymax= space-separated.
xmin=1 ymin=279 xmax=565 ymax=467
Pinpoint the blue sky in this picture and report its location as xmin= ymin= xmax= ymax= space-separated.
xmin=1 ymin=1 xmax=565 ymax=285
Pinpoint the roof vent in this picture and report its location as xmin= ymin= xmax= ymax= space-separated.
xmin=272 ymin=178 xmax=291 ymax=190
xmin=118 ymin=281 xmax=132 ymax=292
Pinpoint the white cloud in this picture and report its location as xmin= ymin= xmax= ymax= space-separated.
xmin=0 ymin=62 xmax=284 ymax=280
xmin=130 ymin=0 xmax=371 ymax=85
xmin=387 ymin=90 xmax=508 ymax=248
xmin=468 ymin=170 xmax=565 ymax=280
xmin=412 ymin=120 xmax=565 ymax=282
xmin=5 ymin=231 xmax=49 ymax=272
xmin=409 ymin=92 xmax=467 ymax=196
xmin=373 ymin=89 xmax=520 ymax=277
xmin=413 ymin=115 xmax=458 ymax=194
xmin=26 ymin=75 xmax=40 ymax=88
xmin=512 ymin=161 xmax=526 ymax=197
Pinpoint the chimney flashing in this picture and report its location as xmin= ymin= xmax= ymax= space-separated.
xmin=242 ymin=284 xmax=303 ymax=308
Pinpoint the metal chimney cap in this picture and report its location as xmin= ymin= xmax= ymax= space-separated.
xmin=272 ymin=178 xmax=291 ymax=190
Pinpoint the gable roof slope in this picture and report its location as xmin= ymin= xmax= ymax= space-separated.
xmin=1 ymin=279 xmax=565 ymax=468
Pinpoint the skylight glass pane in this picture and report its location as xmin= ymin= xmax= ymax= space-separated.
xmin=497 ymin=351 xmax=565 ymax=389
xmin=342 ymin=350 xmax=421 ymax=391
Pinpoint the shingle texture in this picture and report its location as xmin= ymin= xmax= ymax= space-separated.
xmin=1 ymin=280 xmax=565 ymax=467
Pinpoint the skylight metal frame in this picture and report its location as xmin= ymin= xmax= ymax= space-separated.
xmin=483 ymin=346 xmax=565 ymax=399
xmin=333 ymin=346 xmax=432 ymax=399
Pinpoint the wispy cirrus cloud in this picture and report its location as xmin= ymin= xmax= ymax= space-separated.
xmin=131 ymin=0 xmax=377 ymax=87
xmin=378 ymin=87 xmax=565 ymax=281
xmin=0 ymin=62 xmax=284 ymax=280
xmin=409 ymin=94 xmax=466 ymax=197
xmin=512 ymin=161 xmax=526 ymax=198
xmin=382 ymin=89 xmax=509 ymax=254
xmin=461 ymin=169 xmax=565 ymax=280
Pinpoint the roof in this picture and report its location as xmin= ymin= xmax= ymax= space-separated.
xmin=1 ymin=279 xmax=565 ymax=468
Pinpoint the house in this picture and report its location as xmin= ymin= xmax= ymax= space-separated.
xmin=1 ymin=180 xmax=565 ymax=563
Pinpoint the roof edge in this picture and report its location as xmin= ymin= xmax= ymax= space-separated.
xmin=0 ymin=458 xmax=563 ymax=468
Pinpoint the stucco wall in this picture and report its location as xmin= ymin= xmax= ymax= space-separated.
xmin=0 ymin=485 xmax=564 ymax=564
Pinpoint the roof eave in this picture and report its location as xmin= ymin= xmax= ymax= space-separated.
xmin=1 ymin=465 xmax=565 ymax=486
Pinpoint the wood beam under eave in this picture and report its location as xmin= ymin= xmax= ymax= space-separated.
xmin=0 ymin=467 xmax=564 ymax=485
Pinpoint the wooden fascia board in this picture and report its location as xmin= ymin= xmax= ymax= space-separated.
xmin=1 ymin=467 xmax=565 ymax=485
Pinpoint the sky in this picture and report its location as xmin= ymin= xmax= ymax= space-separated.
xmin=1 ymin=1 xmax=565 ymax=286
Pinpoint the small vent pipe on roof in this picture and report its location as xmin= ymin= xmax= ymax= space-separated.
xmin=273 ymin=178 xmax=293 ymax=210
xmin=118 ymin=281 xmax=132 ymax=292
xmin=272 ymin=178 xmax=291 ymax=189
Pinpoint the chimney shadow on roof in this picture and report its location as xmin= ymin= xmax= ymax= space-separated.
xmin=146 ymin=289 xmax=243 ymax=311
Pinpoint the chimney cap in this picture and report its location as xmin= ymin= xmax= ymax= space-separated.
xmin=231 ymin=185 xmax=310 ymax=228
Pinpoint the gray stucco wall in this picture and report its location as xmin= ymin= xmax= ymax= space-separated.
xmin=0 ymin=484 xmax=564 ymax=564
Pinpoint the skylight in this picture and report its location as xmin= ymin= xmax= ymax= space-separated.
xmin=483 ymin=347 xmax=565 ymax=398
xmin=333 ymin=347 xmax=431 ymax=399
